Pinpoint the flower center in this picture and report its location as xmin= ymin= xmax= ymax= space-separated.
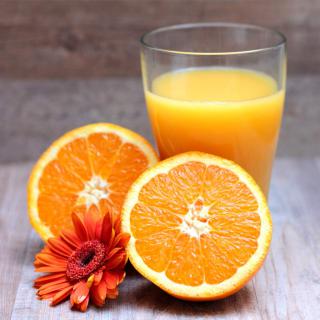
xmin=179 ymin=198 xmax=212 ymax=238
xmin=66 ymin=240 xmax=106 ymax=281
xmin=77 ymin=175 xmax=109 ymax=207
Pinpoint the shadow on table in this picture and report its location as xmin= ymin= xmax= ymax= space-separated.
xmin=121 ymin=262 xmax=254 ymax=317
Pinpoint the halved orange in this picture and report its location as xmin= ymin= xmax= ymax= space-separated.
xmin=28 ymin=123 xmax=158 ymax=241
xmin=122 ymin=152 xmax=272 ymax=300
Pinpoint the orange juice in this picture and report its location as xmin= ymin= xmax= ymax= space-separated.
xmin=145 ymin=67 xmax=285 ymax=195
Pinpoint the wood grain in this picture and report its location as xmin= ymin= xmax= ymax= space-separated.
xmin=1 ymin=74 xmax=320 ymax=163
xmin=0 ymin=163 xmax=32 ymax=319
xmin=0 ymin=0 xmax=319 ymax=78
xmin=0 ymin=159 xmax=319 ymax=319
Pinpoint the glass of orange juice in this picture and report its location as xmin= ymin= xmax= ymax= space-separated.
xmin=140 ymin=23 xmax=286 ymax=196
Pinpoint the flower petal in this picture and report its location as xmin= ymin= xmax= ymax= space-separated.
xmin=95 ymin=219 xmax=102 ymax=240
xmin=47 ymin=238 xmax=73 ymax=258
xmin=60 ymin=229 xmax=82 ymax=249
xmin=116 ymin=254 xmax=128 ymax=270
xmin=114 ymin=216 xmax=121 ymax=234
xmin=78 ymin=295 xmax=89 ymax=312
xmin=117 ymin=233 xmax=131 ymax=248
xmin=87 ymin=274 xmax=94 ymax=288
xmin=105 ymin=229 xmax=115 ymax=252
xmin=84 ymin=205 xmax=100 ymax=239
xmin=35 ymin=249 xmax=69 ymax=264
xmin=34 ymin=273 xmax=66 ymax=288
xmin=93 ymin=270 xmax=104 ymax=286
xmin=51 ymin=286 xmax=73 ymax=306
xmin=104 ymin=270 xmax=126 ymax=288
xmin=114 ymin=270 xmax=126 ymax=285
xmin=70 ymin=281 xmax=89 ymax=305
xmin=39 ymin=292 xmax=56 ymax=300
xmin=37 ymin=277 xmax=69 ymax=291
xmin=36 ymin=265 xmax=67 ymax=273
xmin=38 ymin=281 xmax=71 ymax=295
xmin=100 ymin=210 xmax=113 ymax=244
xmin=90 ymin=280 xmax=107 ymax=307
xmin=110 ymin=232 xmax=131 ymax=249
xmin=106 ymin=247 xmax=122 ymax=260
xmin=103 ymin=271 xmax=118 ymax=289
xmin=35 ymin=253 xmax=67 ymax=267
xmin=72 ymin=212 xmax=88 ymax=242
xmin=106 ymin=287 xmax=119 ymax=299
xmin=105 ymin=252 xmax=126 ymax=270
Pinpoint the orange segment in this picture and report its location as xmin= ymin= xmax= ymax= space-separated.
xmin=122 ymin=152 xmax=272 ymax=301
xmin=139 ymin=174 xmax=188 ymax=214
xmin=57 ymin=138 xmax=92 ymax=181
xmin=203 ymin=164 xmax=259 ymax=213
xmin=166 ymin=234 xmax=204 ymax=286
xmin=131 ymin=203 xmax=182 ymax=239
xmin=135 ymin=228 xmax=179 ymax=273
xmin=39 ymin=160 xmax=84 ymax=196
xmin=168 ymin=161 xmax=206 ymax=204
xmin=38 ymin=192 xmax=78 ymax=234
xmin=107 ymin=142 xmax=151 ymax=212
xmin=87 ymin=132 xmax=122 ymax=176
xmin=28 ymin=123 xmax=158 ymax=241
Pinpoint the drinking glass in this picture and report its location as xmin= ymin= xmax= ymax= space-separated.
xmin=140 ymin=23 xmax=286 ymax=195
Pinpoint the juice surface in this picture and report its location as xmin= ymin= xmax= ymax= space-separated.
xmin=145 ymin=68 xmax=285 ymax=195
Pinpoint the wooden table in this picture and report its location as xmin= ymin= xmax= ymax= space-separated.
xmin=1 ymin=159 xmax=319 ymax=319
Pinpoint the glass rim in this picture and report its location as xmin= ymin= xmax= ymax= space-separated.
xmin=140 ymin=22 xmax=286 ymax=56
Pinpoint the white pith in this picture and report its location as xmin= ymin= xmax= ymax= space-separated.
xmin=179 ymin=197 xmax=212 ymax=237
xmin=77 ymin=175 xmax=109 ymax=207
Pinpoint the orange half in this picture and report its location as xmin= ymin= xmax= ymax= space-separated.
xmin=122 ymin=152 xmax=272 ymax=300
xmin=28 ymin=123 xmax=158 ymax=241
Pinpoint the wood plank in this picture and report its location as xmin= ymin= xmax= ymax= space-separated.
xmin=7 ymin=159 xmax=320 ymax=319
xmin=1 ymin=74 xmax=320 ymax=164
xmin=266 ymin=159 xmax=320 ymax=319
xmin=0 ymin=0 xmax=319 ymax=78
xmin=0 ymin=163 xmax=32 ymax=319
xmin=0 ymin=77 xmax=154 ymax=163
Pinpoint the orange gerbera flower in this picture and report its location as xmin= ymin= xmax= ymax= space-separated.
xmin=34 ymin=207 xmax=130 ymax=312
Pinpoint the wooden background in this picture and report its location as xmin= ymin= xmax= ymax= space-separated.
xmin=1 ymin=2 xmax=320 ymax=319
xmin=0 ymin=0 xmax=319 ymax=162
xmin=0 ymin=0 xmax=319 ymax=79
